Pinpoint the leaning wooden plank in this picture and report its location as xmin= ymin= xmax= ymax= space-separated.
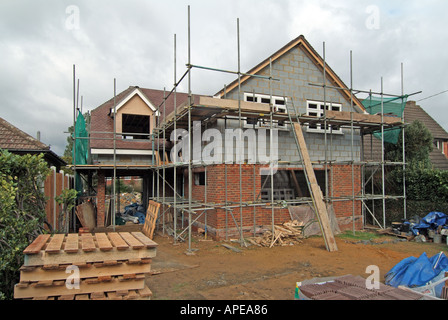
xmin=75 ymin=294 xmax=89 ymax=300
xmin=64 ymin=234 xmax=79 ymax=253
xmin=293 ymin=123 xmax=338 ymax=252
xmin=119 ymin=232 xmax=145 ymax=249
xmin=23 ymin=234 xmax=51 ymax=255
xmin=95 ymin=233 xmax=113 ymax=251
xmin=14 ymin=276 xmax=146 ymax=299
xmin=108 ymin=232 xmax=130 ymax=250
xmin=44 ymin=234 xmax=65 ymax=254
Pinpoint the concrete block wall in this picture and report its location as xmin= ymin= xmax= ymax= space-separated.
xmin=224 ymin=46 xmax=349 ymax=109
xmin=210 ymin=44 xmax=362 ymax=164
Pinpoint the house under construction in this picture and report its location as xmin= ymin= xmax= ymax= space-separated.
xmin=71 ymin=14 xmax=419 ymax=252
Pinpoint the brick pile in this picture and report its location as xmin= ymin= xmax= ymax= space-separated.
xmin=299 ymin=274 xmax=426 ymax=300
xmin=14 ymin=231 xmax=157 ymax=300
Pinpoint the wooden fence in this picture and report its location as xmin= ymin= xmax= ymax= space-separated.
xmin=44 ymin=167 xmax=74 ymax=232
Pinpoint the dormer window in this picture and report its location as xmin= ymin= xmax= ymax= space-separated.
xmin=122 ymin=114 xmax=150 ymax=140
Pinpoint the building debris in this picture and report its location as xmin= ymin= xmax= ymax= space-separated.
xmin=382 ymin=211 xmax=448 ymax=243
xmin=246 ymin=220 xmax=304 ymax=247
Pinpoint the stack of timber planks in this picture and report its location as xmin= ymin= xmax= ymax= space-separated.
xmin=246 ymin=220 xmax=305 ymax=247
xmin=14 ymin=232 xmax=157 ymax=300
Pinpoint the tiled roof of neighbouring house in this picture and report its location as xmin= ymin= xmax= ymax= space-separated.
xmin=0 ymin=117 xmax=49 ymax=151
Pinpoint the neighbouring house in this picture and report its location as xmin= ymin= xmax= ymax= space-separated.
xmin=0 ymin=117 xmax=71 ymax=231
xmin=84 ymin=35 xmax=406 ymax=239
xmin=0 ymin=117 xmax=66 ymax=170
xmin=363 ymin=100 xmax=448 ymax=170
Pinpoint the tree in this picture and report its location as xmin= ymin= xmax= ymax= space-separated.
xmin=0 ymin=150 xmax=50 ymax=299
xmin=384 ymin=120 xmax=448 ymax=207
xmin=385 ymin=119 xmax=433 ymax=167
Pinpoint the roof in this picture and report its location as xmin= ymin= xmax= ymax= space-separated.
xmin=363 ymin=101 xmax=448 ymax=170
xmin=0 ymin=117 xmax=50 ymax=151
xmin=404 ymin=101 xmax=448 ymax=140
xmin=215 ymin=35 xmax=365 ymax=112
xmin=90 ymin=86 xmax=191 ymax=150
xmin=0 ymin=117 xmax=66 ymax=169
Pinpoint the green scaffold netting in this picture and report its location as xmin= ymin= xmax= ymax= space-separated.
xmin=73 ymin=112 xmax=88 ymax=193
xmin=362 ymin=95 xmax=407 ymax=144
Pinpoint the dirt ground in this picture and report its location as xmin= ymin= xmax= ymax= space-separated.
xmin=146 ymin=231 xmax=447 ymax=300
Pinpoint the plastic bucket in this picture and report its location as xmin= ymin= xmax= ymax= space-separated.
xmin=433 ymin=234 xmax=442 ymax=244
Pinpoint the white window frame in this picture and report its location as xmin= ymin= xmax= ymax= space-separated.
xmin=243 ymin=93 xmax=288 ymax=129
xmin=306 ymin=100 xmax=343 ymax=134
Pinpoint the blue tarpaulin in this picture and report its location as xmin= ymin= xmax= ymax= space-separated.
xmin=385 ymin=252 xmax=448 ymax=298
xmin=410 ymin=211 xmax=448 ymax=235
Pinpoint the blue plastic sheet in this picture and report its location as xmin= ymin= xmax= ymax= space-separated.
xmin=410 ymin=211 xmax=448 ymax=235
xmin=123 ymin=203 xmax=146 ymax=224
xmin=385 ymin=252 xmax=448 ymax=297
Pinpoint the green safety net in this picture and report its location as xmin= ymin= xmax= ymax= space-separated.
xmin=73 ymin=112 xmax=88 ymax=193
xmin=362 ymin=95 xmax=407 ymax=144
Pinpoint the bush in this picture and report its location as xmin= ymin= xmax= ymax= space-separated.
xmin=377 ymin=119 xmax=448 ymax=224
xmin=0 ymin=150 xmax=50 ymax=299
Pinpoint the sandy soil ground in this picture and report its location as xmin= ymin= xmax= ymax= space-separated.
xmin=146 ymin=231 xmax=447 ymax=300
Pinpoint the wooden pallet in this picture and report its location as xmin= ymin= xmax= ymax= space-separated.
xmin=19 ymin=258 xmax=152 ymax=282
xmin=23 ymin=232 xmax=157 ymax=267
xmin=14 ymin=232 xmax=157 ymax=300
xmin=22 ymin=285 xmax=153 ymax=300
xmin=143 ymin=200 xmax=161 ymax=239
xmin=15 ymin=274 xmax=146 ymax=299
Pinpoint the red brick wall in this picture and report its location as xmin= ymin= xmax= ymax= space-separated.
xmin=187 ymin=164 xmax=291 ymax=239
xmin=97 ymin=171 xmax=106 ymax=227
xmin=329 ymin=165 xmax=362 ymax=230
xmin=183 ymin=164 xmax=363 ymax=240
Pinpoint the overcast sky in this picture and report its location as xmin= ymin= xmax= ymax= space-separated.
xmin=1 ymin=0 xmax=447 ymax=156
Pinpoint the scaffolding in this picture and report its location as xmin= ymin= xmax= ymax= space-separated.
xmin=71 ymin=6 xmax=421 ymax=253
